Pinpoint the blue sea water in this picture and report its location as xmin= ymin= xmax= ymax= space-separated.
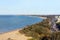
xmin=0 ymin=15 xmax=43 ymax=33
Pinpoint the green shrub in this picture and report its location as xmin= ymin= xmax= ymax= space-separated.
xmin=7 ymin=38 xmax=13 ymax=40
xmin=19 ymin=19 xmax=51 ymax=40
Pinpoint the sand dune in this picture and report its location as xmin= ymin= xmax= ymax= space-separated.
xmin=0 ymin=30 xmax=31 ymax=40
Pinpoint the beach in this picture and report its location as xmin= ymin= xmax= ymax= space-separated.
xmin=0 ymin=16 xmax=43 ymax=40
xmin=0 ymin=29 xmax=31 ymax=40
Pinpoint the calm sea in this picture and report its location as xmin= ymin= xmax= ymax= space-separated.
xmin=0 ymin=15 xmax=43 ymax=33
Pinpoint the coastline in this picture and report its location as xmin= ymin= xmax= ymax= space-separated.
xmin=0 ymin=28 xmax=23 ymax=34
xmin=0 ymin=28 xmax=31 ymax=40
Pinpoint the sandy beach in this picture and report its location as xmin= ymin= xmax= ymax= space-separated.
xmin=0 ymin=29 xmax=31 ymax=40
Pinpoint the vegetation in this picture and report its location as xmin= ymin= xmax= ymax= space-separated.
xmin=19 ymin=19 xmax=60 ymax=40
xmin=7 ymin=38 xmax=13 ymax=40
xmin=48 ymin=22 xmax=60 ymax=40
xmin=56 ymin=22 xmax=60 ymax=30
xmin=19 ymin=19 xmax=51 ymax=40
xmin=50 ymin=22 xmax=60 ymax=40
xmin=50 ymin=32 xmax=60 ymax=40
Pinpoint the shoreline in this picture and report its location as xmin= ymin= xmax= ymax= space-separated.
xmin=0 ymin=21 xmax=42 ymax=34
xmin=0 ymin=28 xmax=23 ymax=35
xmin=0 ymin=28 xmax=31 ymax=40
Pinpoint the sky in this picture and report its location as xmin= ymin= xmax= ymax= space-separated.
xmin=0 ymin=0 xmax=60 ymax=15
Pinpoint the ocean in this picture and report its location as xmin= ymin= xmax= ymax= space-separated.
xmin=0 ymin=15 xmax=43 ymax=33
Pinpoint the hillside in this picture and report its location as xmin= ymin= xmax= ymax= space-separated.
xmin=19 ymin=19 xmax=51 ymax=40
xmin=0 ymin=19 xmax=52 ymax=40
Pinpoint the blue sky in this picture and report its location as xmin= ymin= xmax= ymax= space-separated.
xmin=0 ymin=0 xmax=60 ymax=15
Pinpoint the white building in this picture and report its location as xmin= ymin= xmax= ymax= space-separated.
xmin=56 ymin=16 xmax=60 ymax=23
